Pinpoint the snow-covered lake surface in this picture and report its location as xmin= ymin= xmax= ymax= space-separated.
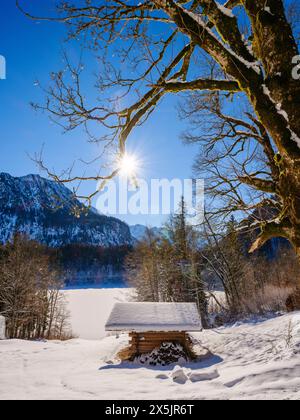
xmin=63 ymin=288 xmax=134 ymax=340
xmin=1 ymin=288 xmax=300 ymax=400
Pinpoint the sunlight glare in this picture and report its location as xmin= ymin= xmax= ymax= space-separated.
xmin=118 ymin=153 xmax=139 ymax=177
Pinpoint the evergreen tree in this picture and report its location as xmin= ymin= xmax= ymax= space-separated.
xmin=126 ymin=198 xmax=208 ymax=326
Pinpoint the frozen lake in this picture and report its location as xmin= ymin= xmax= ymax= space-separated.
xmin=62 ymin=288 xmax=134 ymax=340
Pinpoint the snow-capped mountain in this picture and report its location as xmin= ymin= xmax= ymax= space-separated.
xmin=0 ymin=173 xmax=132 ymax=247
xmin=129 ymin=224 xmax=164 ymax=242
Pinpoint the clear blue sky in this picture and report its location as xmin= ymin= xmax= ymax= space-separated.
xmin=0 ymin=1 xmax=198 ymax=226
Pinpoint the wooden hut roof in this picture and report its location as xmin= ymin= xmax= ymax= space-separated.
xmin=105 ymin=302 xmax=202 ymax=332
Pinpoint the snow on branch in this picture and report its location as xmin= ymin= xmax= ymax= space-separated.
xmin=156 ymin=0 xmax=261 ymax=86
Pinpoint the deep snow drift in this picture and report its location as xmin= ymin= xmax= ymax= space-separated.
xmin=1 ymin=288 xmax=300 ymax=400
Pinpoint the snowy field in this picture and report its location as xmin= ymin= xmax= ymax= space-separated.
xmin=1 ymin=288 xmax=300 ymax=400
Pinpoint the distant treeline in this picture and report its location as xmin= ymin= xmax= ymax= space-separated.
xmin=54 ymin=244 xmax=132 ymax=272
xmin=52 ymin=244 xmax=133 ymax=286
xmin=0 ymin=235 xmax=133 ymax=288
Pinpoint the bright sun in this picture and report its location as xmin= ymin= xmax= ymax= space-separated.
xmin=118 ymin=153 xmax=139 ymax=177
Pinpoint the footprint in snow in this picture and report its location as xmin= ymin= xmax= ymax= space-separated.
xmin=170 ymin=366 xmax=189 ymax=384
xmin=188 ymin=369 xmax=220 ymax=382
xmin=155 ymin=373 xmax=169 ymax=380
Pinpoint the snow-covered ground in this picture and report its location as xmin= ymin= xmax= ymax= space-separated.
xmin=1 ymin=288 xmax=300 ymax=400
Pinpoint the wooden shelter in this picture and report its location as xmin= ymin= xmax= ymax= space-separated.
xmin=105 ymin=302 xmax=202 ymax=358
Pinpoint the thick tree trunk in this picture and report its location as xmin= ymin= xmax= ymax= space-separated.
xmin=282 ymin=165 xmax=300 ymax=245
xmin=243 ymin=0 xmax=300 ymax=137
xmin=290 ymin=235 xmax=300 ymax=259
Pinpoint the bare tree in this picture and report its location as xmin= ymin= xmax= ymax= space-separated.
xmin=200 ymin=215 xmax=248 ymax=314
xmin=0 ymin=234 xmax=71 ymax=340
xmin=126 ymin=228 xmax=161 ymax=301
xmin=18 ymin=1 xmax=300 ymax=262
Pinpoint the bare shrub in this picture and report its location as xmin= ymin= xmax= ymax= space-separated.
xmin=240 ymin=285 xmax=294 ymax=315
xmin=205 ymin=245 xmax=300 ymax=325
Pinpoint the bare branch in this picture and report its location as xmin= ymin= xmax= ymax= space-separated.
xmin=160 ymin=78 xmax=240 ymax=92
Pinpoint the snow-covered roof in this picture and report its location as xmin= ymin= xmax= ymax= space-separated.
xmin=105 ymin=302 xmax=202 ymax=332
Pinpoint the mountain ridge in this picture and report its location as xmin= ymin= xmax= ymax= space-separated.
xmin=0 ymin=172 xmax=133 ymax=248
xmin=129 ymin=224 xmax=164 ymax=242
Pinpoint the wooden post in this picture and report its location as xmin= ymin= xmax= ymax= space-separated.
xmin=129 ymin=332 xmax=138 ymax=354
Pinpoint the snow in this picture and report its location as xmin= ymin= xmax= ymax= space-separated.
xmin=276 ymin=103 xmax=289 ymax=122
xmin=1 ymin=289 xmax=300 ymax=400
xmin=129 ymin=224 xmax=150 ymax=241
xmin=0 ymin=316 xmax=5 ymax=340
xmin=262 ymin=84 xmax=300 ymax=150
xmin=188 ymin=368 xmax=219 ymax=382
xmin=171 ymin=366 xmax=190 ymax=384
xmin=129 ymin=224 xmax=162 ymax=242
xmin=105 ymin=302 xmax=202 ymax=332
xmin=290 ymin=131 xmax=300 ymax=149
xmin=0 ymin=172 xmax=133 ymax=247
xmin=178 ymin=5 xmax=261 ymax=75
xmin=216 ymin=2 xmax=234 ymax=18
xmin=264 ymin=6 xmax=274 ymax=15
xmin=63 ymin=288 xmax=134 ymax=340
